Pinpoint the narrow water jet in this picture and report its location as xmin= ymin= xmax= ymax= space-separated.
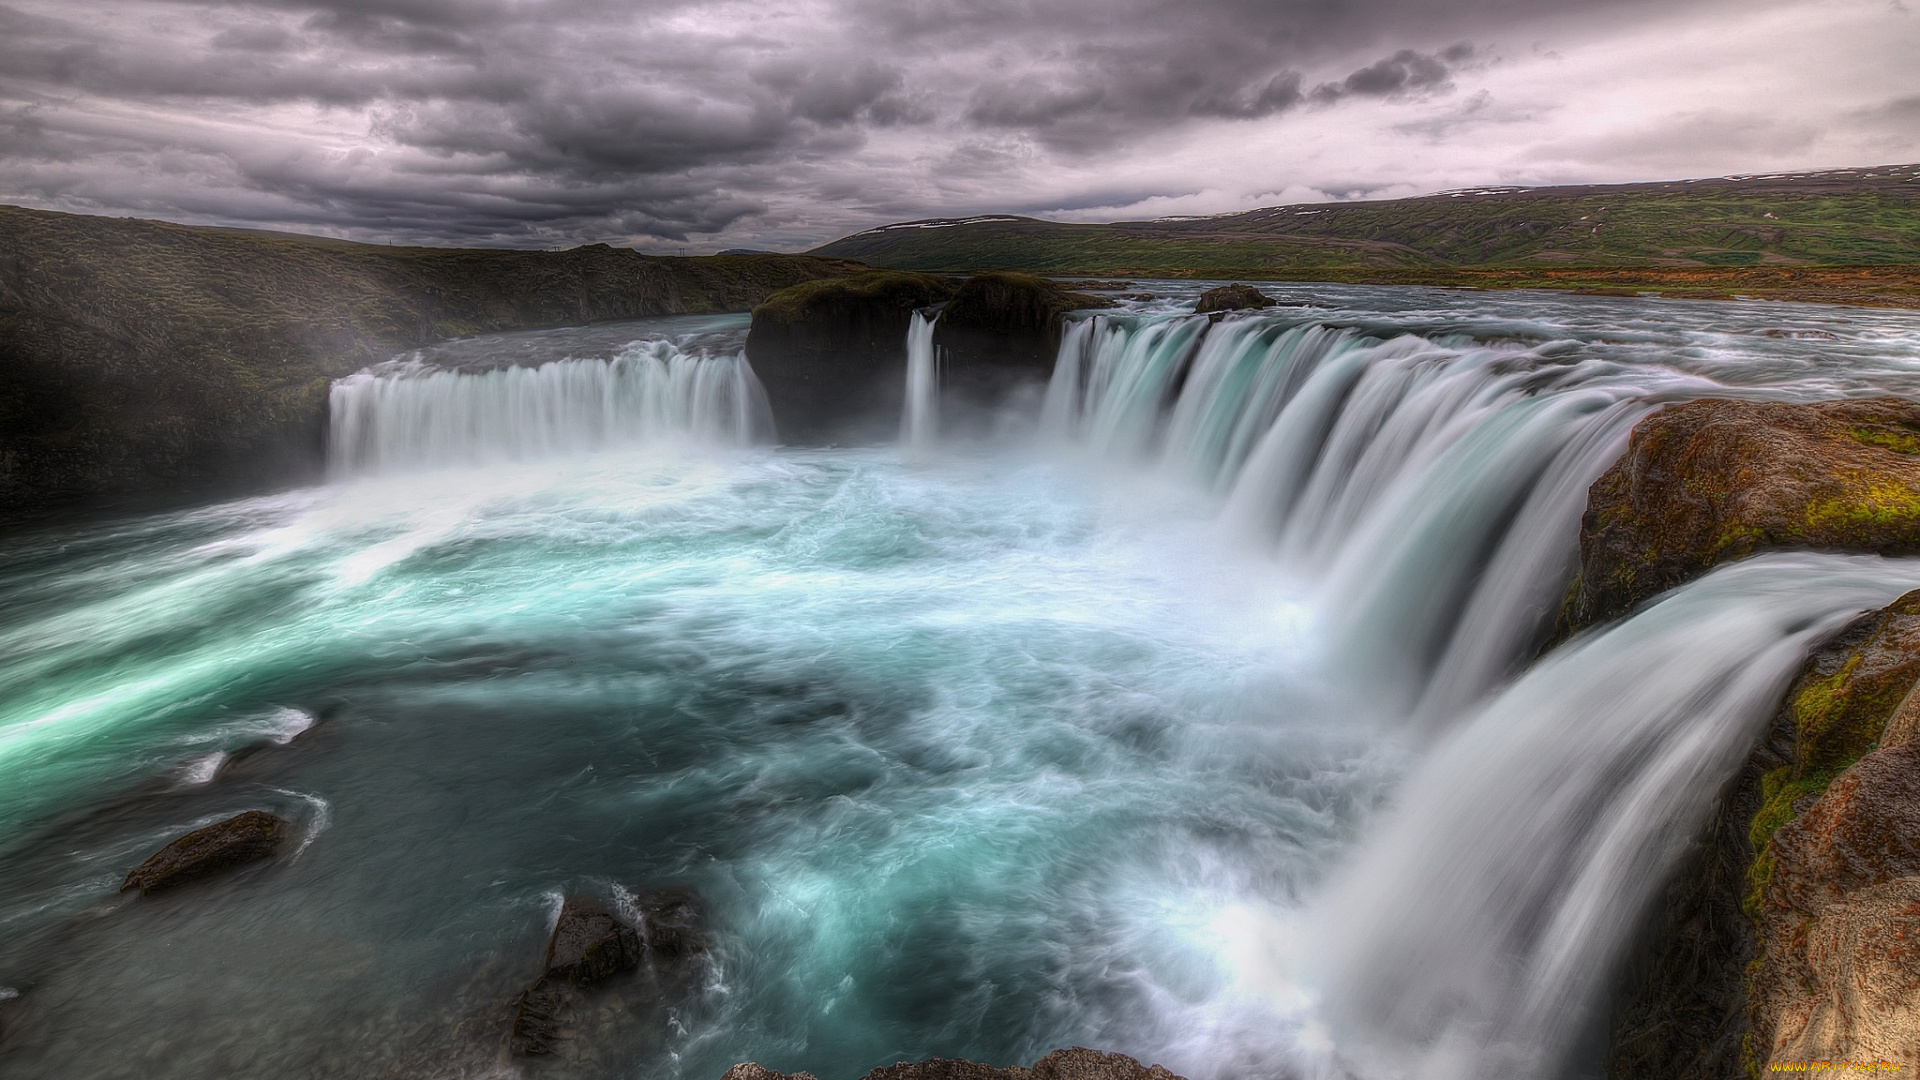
xmin=902 ymin=311 xmax=940 ymax=451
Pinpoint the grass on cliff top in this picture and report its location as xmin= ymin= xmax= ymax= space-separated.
xmin=751 ymin=270 xmax=957 ymax=320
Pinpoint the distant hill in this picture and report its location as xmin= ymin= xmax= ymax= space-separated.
xmin=811 ymin=165 xmax=1920 ymax=275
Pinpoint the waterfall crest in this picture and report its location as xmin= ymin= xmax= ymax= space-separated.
xmin=1041 ymin=311 xmax=1676 ymax=716
xmin=328 ymin=339 xmax=773 ymax=475
xmin=901 ymin=311 xmax=939 ymax=450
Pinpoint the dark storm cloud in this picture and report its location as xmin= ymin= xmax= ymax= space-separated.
xmin=1311 ymin=45 xmax=1474 ymax=103
xmin=0 ymin=0 xmax=1789 ymax=247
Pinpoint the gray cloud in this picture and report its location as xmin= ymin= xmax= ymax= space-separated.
xmin=0 ymin=0 xmax=1898 ymax=250
xmin=1311 ymin=45 xmax=1474 ymax=104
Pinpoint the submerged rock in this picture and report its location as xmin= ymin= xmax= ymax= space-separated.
xmin=721 ymin=1048 xmax=1184 ymax=1080
xmin=1192 ymin=284 xmax=1276 ymax=314
xmin=119 ymin=809 xmax=288 ymax=895
xmin=544 ymin=895 xmax=643 ymax=986
xmin=1569 ymin=397 xmax=1920 ymax=628
xmin=511 ymin=888 xmax=706 ymax=1057
xmin=745 ymin=271 xmax=957 ymax=443
xmin=636 ymin=887 xmax=705 ymax=961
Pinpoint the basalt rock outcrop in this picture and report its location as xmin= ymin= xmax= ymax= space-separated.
xmin=744 ymin=271 xmax=957 ymax=443
xmin=933 ymin=271 xmax=1110 ymax=372
xmin=745 ymin=271 xmax=1108 ymax=443
xmin=0 ymin=204 xmax=860 ymax=516
xmin=119 ymin=809 xmax=289 ymax=894
xmin=1192 ymin=284 xmax=1276 ymax=314
xmin=1569 ymin=397 xmax=1920 ymax=629
xmin=720 ymin=1047 xmax=1185 ymax=1080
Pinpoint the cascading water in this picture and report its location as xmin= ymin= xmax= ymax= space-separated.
xmin=1312 ymin=553 xmax=1920 ymax=1079
xmin=7 ymin=289 xmax=1920 ymax=1080
xmin=1029 ymin=300 xmax=1920 ymax=1074
xmin=902 ymin=311 xmax=939 ymax=450
xmin=1042 ymin=310 xmax=1689 ymax=714
xmin=328 ymin=336 xmax=773 ymax=475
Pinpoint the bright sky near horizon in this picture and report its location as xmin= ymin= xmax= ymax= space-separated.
xmin=0 ymin=0 xmax=1915 ymax=252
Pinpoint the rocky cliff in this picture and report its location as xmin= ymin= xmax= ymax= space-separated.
xmin=0 ymin=205 xmax=860 ymax=515
xmin=1594 ymin=399 xmax=1920 ymax=1076
xmin=744 ymin=270 xmax=1107 ymax=442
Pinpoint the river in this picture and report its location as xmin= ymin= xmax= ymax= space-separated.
xmin=3 ymin=284 xmax=1920 ymax=1079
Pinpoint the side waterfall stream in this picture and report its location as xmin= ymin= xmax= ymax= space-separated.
xmin=3 ymin=290 xmax=1920 ymax=1080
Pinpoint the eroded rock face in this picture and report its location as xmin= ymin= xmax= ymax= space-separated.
xmin=1754 ymin=742 xmax=1920 ymax=1067
xmin=119 ymin=809 xmax=288 ymax=894
xmin=1571 ymin=397 xmax=1920 ymax=627
xmin=745 ymin=271 xmax=956 ymax=443
xmin=720 ymin=1047 xmax=1184 ymax=1080
xmin=930 ymin=272 xmax=1111 ymax=424
xmin=934 ymin=272 xmax=1109 ymax=371
xmin=1192 ymin=284 xmax=1275 ymax=314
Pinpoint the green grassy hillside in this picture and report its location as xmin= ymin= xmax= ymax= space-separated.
xmin=813 ymin=165 xmax=1920 ymax=276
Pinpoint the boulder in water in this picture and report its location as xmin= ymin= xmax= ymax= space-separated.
xmin=511 ymin=888 xmax=705 ymax=1057
xmin=1192 ymin=283 xmax=1276 ymax=314
xmin=119 ymin=809 xmax=289 ymax=894
xmin=544 ymin=895 xmax=644 ymax=986
xmin=745 ymin=271 xmax=957 ymax=443
xmin=1569 ymin=397 xmax=1920 ymax=628
xmin=719 ymin=1047 xmax=1185 ymax=1080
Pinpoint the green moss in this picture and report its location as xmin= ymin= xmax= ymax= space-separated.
xmin=1744 ymin=766 xmax=1843 ymax=916
xmin=751 ymin=270 xmax=953 ymax=321
xmin=1801 ymin=477 xmax=1920 ymax=537
xmin=1849 ymin=424 xmax=1920 ymax=455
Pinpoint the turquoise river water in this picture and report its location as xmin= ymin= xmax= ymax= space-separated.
xmin=4 ymin=284 xmax=1920 ymax=1080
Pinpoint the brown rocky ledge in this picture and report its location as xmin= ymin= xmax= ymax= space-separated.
xmin=722 ymin=1047 xmax=1185 ymax=1080
xmin=1569 ymin=397 xmax=1920 ymax=629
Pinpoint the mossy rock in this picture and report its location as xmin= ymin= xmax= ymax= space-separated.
xmin=1571 ymin=398 xmax=1920 ymax=628
xmin=748 ymin=271 xmax=955 ymax=325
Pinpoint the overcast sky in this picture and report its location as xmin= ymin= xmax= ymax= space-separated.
xmin=1 ymin=0 xmax=1915 ymax=251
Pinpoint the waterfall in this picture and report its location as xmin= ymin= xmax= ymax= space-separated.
xmin=901 ymin=310 xmax=939 ymax=450
xmin=1311 ymin=552 xmax=1920 ymax=1079
xmin=1040 ymin=311 xmax=1692 ymax=715
xmin=328 ymin=339 xmax=773 ymax=475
